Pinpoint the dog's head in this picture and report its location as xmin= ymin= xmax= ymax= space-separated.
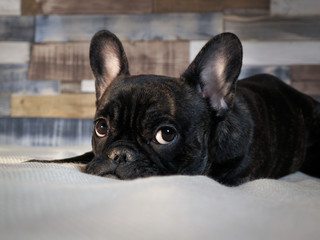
xmin=85 ymin=30 xmax=242 ymax=179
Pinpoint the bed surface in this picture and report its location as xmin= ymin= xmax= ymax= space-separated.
xmin=1 ymin=144 xmax=320 ymax=240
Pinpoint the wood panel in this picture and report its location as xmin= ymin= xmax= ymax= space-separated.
xmin=0 ymin=16 xmax=35 ymax=41
xmin=60 ymin=81 xmax=82 ymax=93
xmin=29 ymin=41 xmax=189 ymax=81
xmin=41 ymin=0 xmax=151 ymax=14
xmin=21 ymin=0 xmax=42 ymax=15
xmin=0 ymin=0 xmax=20 ymax=15
xmin=28 ymin=42 xmax=93 ymax=81
xmin=224 ymin=15 xmax=320 ymax=41
xmin=190 ymin=41 xmax=320 ymax=66
xmin=271 ymin=0 xmax=320 ymax=16
xmin=0 ymin=42 xmax=30 ymax=64
xmin=0 ymin=117 xmax=92 ymax=146
xmin=123 ymin=41 xmax=189 ymax=77
xmin=0 ymin=93 xmax=10 ymax=116
xmin=11 ymin=94 xmax=96 ymax=118
xmin=291 ymin=65 xmax=320 ymax=96
xmin=153 ymin=0 xmax=269 ymax=13
xmin=291 ymin=65 xmax=320 ymax=82
xmin=35 ymin=13 xmax=222 ymax=42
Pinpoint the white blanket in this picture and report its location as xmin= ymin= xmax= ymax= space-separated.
xmin=1 ymin=145 xmax=320 ymax=240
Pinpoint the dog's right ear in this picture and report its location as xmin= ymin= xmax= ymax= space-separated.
xmin=90 ymin=30 xmax=130 ymax=102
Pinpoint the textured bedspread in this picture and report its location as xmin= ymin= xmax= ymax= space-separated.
xmin=0 ymin=145 xmax=320 ymax=240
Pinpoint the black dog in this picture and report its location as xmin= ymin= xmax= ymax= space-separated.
xmin=29 ymin=30 xmax=320 ymax=186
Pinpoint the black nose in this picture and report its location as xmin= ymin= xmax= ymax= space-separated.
xmin=108 ymin=147 xmax=137 ymax=164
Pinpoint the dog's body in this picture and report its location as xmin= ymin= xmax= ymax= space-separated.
xmin=29 ymin=30 xmax=320 ymax=186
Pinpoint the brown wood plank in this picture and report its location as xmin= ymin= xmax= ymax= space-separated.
xmin=11 ymin=94 xmax=95 ymax=118
xmin=29 ymin=41 xmax=189 ymax=81
xmin=28 ymin=42 xmax=93 ymax=81
xmin=153 ymin=0 xmax=269 ymax=13
xmin=291 ymin=65 xmax=320 ymax=82
xmin=291 ymin=81 xmax=320 ymax=96
xmin=21 ymin=0 xmax=43 ymax=15
xmin=123 ymin=41 xmax=189 ymax=77
xmin=38 ymin=0 xmax=152 ymax=14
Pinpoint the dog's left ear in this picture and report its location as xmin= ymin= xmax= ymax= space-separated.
xmin=182 ymin=33 xmax=242 ymax=116
xmin=90 ymin=30 xmax=130 ymax=102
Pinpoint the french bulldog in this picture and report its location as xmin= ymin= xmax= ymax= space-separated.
xmin=29 ymin=30 xmax=320 ymax=186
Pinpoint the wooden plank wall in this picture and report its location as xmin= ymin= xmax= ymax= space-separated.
xmin=0 ymin=0 xmax=320 ymax=146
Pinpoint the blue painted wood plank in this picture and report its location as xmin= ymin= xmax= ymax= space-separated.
xmin=0 ymin=93 xmax=10 ymax=117
xmin=0 ymin=64 xmax=59 ymax=94
xmin=0 ymin=117 xmax=93 ymax=146
xmin=35 ymin=13 xmax=222 ymax=42
xmin=0 ymin=16 xmax=35 ymax=41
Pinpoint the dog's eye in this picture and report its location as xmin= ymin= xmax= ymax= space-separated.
xmin=95 ymin=119 xmax=108 ymax=137
xmin=153 ymin=127 xmax=177 ymax=145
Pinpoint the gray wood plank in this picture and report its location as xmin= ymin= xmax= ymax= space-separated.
xmin=0 ymin=0 xmax=20 ymax=15
xmin=0 ymin=117 xmax=92 ymax=146
xmin=190 ymin=41 xmax=320 ymax=65
xmin=271 ymin=0 xmax=320 ymax=16
xmin=35 ymin=13 xmax=222 ymax=42
xmin=0 ymin=42 xmax=30 ymax=64
xmin=0 ymin=93 xmax=10 ymax=116
xmin=0 ymin=16 xmax=34 ymax=41
xmin=0 ymin=64 xmax=59 ymax=94
xmin=224 ymin=15 xmax=320 ymax=41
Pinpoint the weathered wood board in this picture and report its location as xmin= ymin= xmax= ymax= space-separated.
xmin=29 ymin=41 xmax=189 ymax=80
xmin=0 ymin=117 xmax=93 ymax=146
xmin=190 ymin=41 xmax=320 ymax=65
xmin=0 ymin=42 xmax=30 ymax=64
xmin=0 ymin=93 xmax=10 ymax=116
xmin=224 ymin=15 xmax=320 ymax=41
xmin=153 ymin=0 xmax=269 ymax=13
xmin=35 ymin=13 xmax=222 ymax=42
xmin=60 ymin=81 xmax=82 ymax=94
xmin=291 ymin=65 xmax=320 ymax=95
xmin=0 ymin=64 xmax=59 ymax=94
xmin=28 ymin=42 xmax=92 ymax=81
xmin=123 ymin=41 xmax=189 ymax=77
xmin=271 ymin=0 xmax=320 ymax=16
xmin=0 ymin=0 xmax=20 ymax=15
xmin=39 ymin=0 xmax=151 ymax=14
xmin=0 ymin=16 xmax=35 ymax=41
xmin=11 ymin=94 xmax=96 ymax=118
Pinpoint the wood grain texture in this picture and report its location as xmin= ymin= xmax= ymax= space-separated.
xmin=28 ymin=42 xmax=93 ymax=81
xmin=291 ymin=82 xmax=320 ymax=96
xmin=190 ymin=41 xmax=320 ymax=65
xmin=123 ymin=41 xmax=189 ymax=77
xmin=40 ymin=0 xmax=152 ymax=14
xmin=153 ymin=0 xmax=269 ymax=13
xmin=61 ymin=81 xmax=82 ymax=93
xmin=35 ymin=13 xmax=222 ymax=42
xmin=21 ymin=0 xmax=42 ymax=15
xmin=0 ymin=42 xmax=30 ymax=64
xmin=224 ymin=15 xmax=320 ymax=41
xmin=0 ymin=16 xmax=34 ymax=41
xmin=29 ymin=41 xmax=189 ymax=80
xmin=271 ymin=0 xmax=320 ymax=16
xmin=11 ymin=94 xmax=95 ymax=118
xmin=0 ymin=117 xmax=92 ymax=146
xmin=291 ymin=65 xmax=320 ymax=82
xmin=0 ymin=0 xmax=20 ymax=15
xmin=0 ymin=93 xmax=10 ymax=117
xmin=0 ymin=64 xmax=59 ymax=94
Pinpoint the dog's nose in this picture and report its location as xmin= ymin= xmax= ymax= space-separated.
xmin=108 ymin=147 xmax=136 ymax=164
